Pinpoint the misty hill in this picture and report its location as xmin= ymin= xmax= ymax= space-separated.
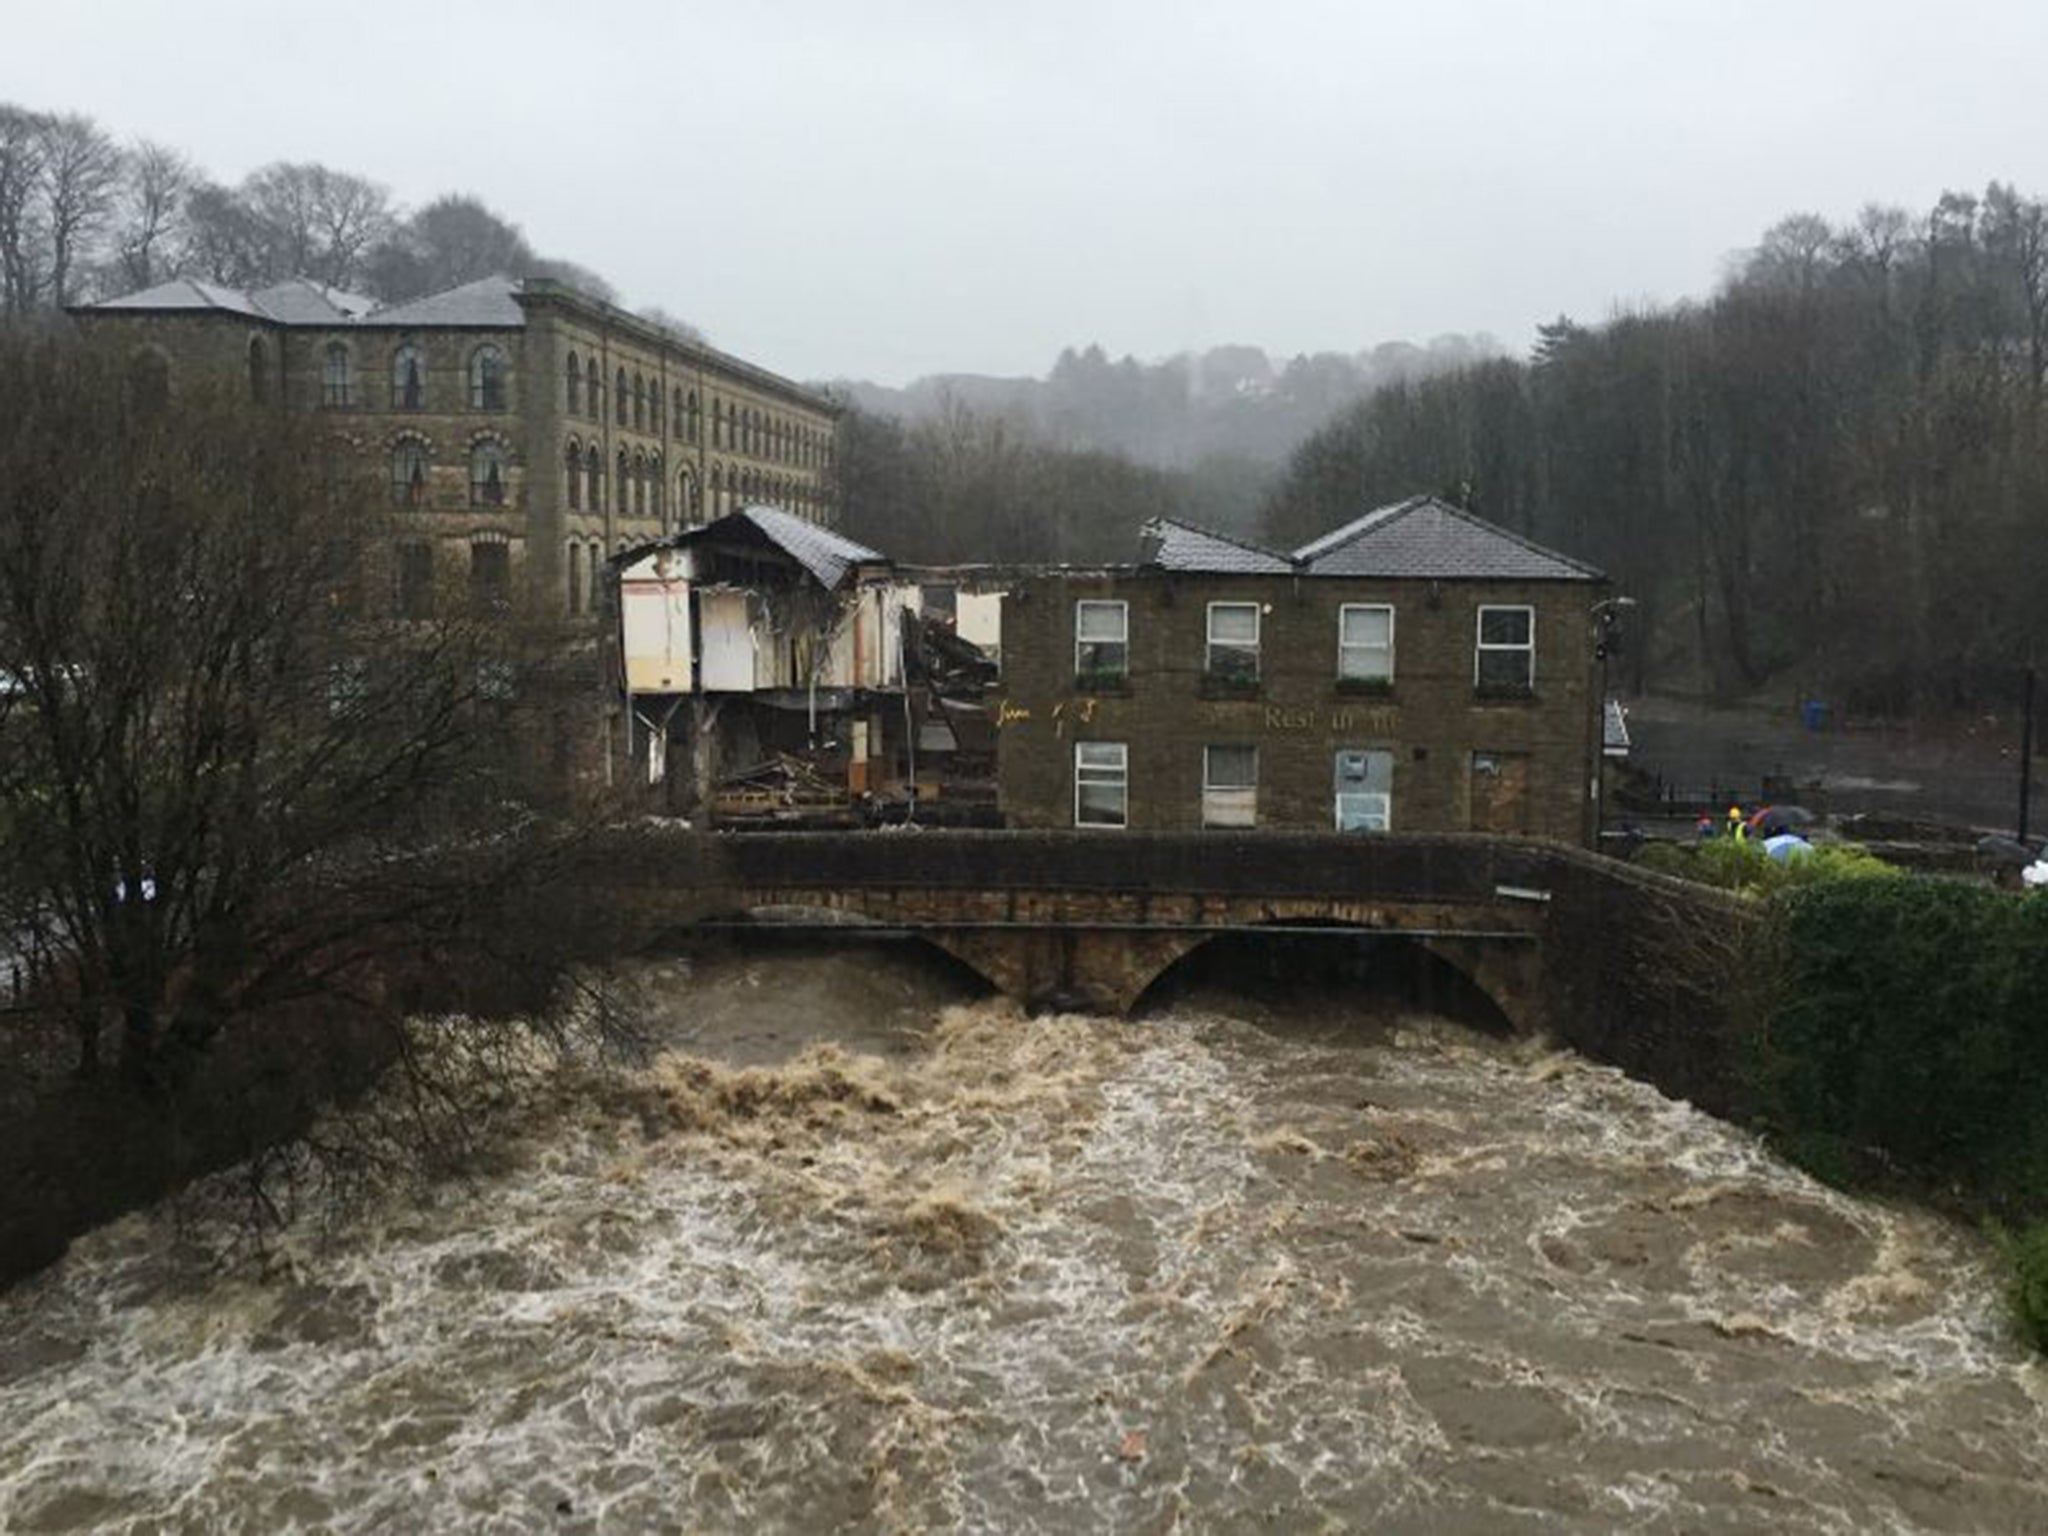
xmin=829 ymin=333 xmax=1502 ymax=473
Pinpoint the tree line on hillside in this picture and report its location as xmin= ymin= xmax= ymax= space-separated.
xmin=0 ymin=97 xmax=669 ymax=324
xmin=832 ymin=400 xmax=1188 ymax=566
xmin=1263 ymin=184 xmax=2048 ymax=711
xmin=840 ymin=334 xmax=1497 ymax=486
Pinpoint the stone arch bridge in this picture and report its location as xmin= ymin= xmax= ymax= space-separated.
xmin=584 ymin=830 xmax=1745 ymax=1041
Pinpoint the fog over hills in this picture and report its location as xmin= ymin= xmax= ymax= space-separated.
xmin=828 ymin=332 xmax=1502 ymax=473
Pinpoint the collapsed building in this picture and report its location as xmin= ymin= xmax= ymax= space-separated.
xmin=606 ymin=506 xmax=1003 ymax=825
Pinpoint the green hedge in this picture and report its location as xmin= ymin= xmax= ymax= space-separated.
xmin=1749 ymin=879 xmax=2048 ymax=1216
xmin=1635 ymin=836 xmax=1898 ymax=895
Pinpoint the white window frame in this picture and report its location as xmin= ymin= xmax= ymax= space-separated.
xmin=1074 ymin=600 xmax=1129 ymax=681
xmin=1334 ymin=748 xmax=1393 ymax=832
xmin=1202 ymin=744 xmax=1258 ymax=828
xmin=1475 ymin=604 xmax=1536 ymax=693
xmin=1206 ymin=601 xmax=1261 ymax=683
xmin=1074 ymin=741 xmax=1129 ymax=828
xmin=1338 ymin=603 xmax=1395 ymax=683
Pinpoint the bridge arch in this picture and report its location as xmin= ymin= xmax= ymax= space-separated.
xmin=1128 ymin=923 xmax=1531 ymax=1034
xmin=685 ymin=903 xmax=1009 ymax=1000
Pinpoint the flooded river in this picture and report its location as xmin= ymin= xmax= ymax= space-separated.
xmin=3 ymin=943 xmax=2045 ymax=1533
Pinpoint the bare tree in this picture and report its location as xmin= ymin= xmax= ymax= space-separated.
xmin=37 ymin=112 xmax=121 ymax=307
xmin=181 ymin=180 xmax=272 ymax=288
xmin=636 ymin=304 xmax=706 ymax=343
xmin=242 ymin=161 xmax=394 ymax=289
xmin=0 ymin=105 xmax=46 ymax=317
xmin=112 ymin=139 xmax=196 ymax=292
xmin=0 ymin=334 xmax=591 ymax=1089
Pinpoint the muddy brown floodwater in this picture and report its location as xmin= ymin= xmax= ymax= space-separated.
xmin=2 ymin=943 xmax=2046 ymax=1533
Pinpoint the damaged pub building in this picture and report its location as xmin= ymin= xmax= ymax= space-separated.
xmin=607 ymin=506 xmax=1006 ymax=825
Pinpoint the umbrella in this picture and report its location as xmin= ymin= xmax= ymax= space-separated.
xmin=1764 ymin=832 xmax=1815 ymax=862
xmin=1749 ymin=804 xmax=1815 ymax=838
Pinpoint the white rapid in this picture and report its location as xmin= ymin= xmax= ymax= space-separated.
xmin=3 ymin=945 xmax=2045 ymax=1533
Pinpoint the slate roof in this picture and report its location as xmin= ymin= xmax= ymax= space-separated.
xmin=737 ymin=505 xmax=885 ymax=590
xmin=249 ymin=278 xmax=378 ymax=323
xmin=1293 ymin=496 xmax=1602 ymax=582
xmin=1141 ymin=517 xmax=1292 ymax=574
xmin=358 ymin=274 xmax=525 ymax=329
xmin=85 ymin=278 xmax=267 ymax=317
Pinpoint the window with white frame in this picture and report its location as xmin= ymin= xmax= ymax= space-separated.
xmin=1206 ymin=601 xmax=1260 ymax=685
xmin=1203 ymin=744 xmax=1257 ymax=827
xmin=1475 ymin=605 xmax=1535 ymax=694
xmin=1338 ymin=604 xmax=1394 ymax=684
xmin=1334 ymin=748 xmax=1393 ymax=831
xmin=1074 ymin=741 xmax=1129 ymax=827
xmin=1074 ymin=600 xmax=1129 ymax=683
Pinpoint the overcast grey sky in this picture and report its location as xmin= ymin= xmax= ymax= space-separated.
xmin=7 ymin=0 xmax=2047 ymax=384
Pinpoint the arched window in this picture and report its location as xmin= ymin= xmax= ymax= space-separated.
xmin=390 ymin=438 xmax=428 ymax=506
xmin=632 ymin=373 xmax=645 ymax=431
xmin=650 ymin=453 xmax=664 ymax=523
xmin=247 ymin=337 xmax=268 ymax=403
xmin=673 ymin=388 xmax=684 ymax=435
xmin=322 ymin=343 xmax=353 ymax=408
xmin=567 ymin=542 xmax=584 ymax=616
xmin=651 ymin=386 xmax=663 ymax=435
xmin=586 ymin=445 xmax=603 ymax=512
xmin=586 ymin=358 xmax=601 ymax=419
xmin=712 ymin=400 xmax=724 ymax=448
xmin=565 ymin=352 xmax=581 ymax=413
xmin=392 ymin=344 xmax=425 ymax=411
xmin=615 ymin=368 xmax=628 ymax=426
xmin=469 ymin=345 xmax=507 ymax=411
xmin=711 ymin=464 xmax=724 ymax=515
xmin=632 ymin=450 xmax=648 ymax=518
xmin=587 ymin=540 xmax=601 ymax=610
xmin=470 ymin=440 xmax=507 ymax=506
xmin=616 ymin=448 xmax=629 ymax=514
xmin=687 ymin=391 xmax=701 ymax=444
xmin=565 ymin=439 xmax=582 ymax=511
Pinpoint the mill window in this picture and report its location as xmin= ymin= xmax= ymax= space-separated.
xmin=390 ymin=439 xmax=428 ymax=506
xmin=391 ymin=344 xmax=425 ymax=411
xmin=469 ymin=441 xmax=507 ymax=507
xmin=321 ymin=343 xmax=353 ymax=408
xmin=469 ymin=346 xmax=506 ymax=411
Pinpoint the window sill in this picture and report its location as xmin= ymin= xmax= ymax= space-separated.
xmin=1335 ymin=677 xmax=1395 ymax=698
xmin=1073 ymin=674 xmax=1131 ymax=696
xmin=1199 ymin=675 xmax=1262 ymax=700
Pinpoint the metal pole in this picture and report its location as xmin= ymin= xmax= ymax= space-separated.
xmin=2021 ymin=665 xmax=2036 ymax=844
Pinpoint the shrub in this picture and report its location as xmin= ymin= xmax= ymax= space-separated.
xmin=1633 ymin=836 xmax=1899 ymax=896
xmin=2007 ymin=1221 xmax=2048 ymax=1353
xmin=1750 ymin=882 xmax=2048 ymax=1214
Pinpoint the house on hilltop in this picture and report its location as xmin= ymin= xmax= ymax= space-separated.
xmin=995 ymin=496 xmax=1612 ymax=843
